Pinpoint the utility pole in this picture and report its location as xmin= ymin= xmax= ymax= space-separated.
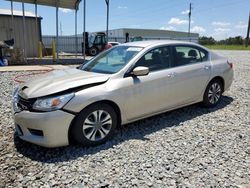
xmin=105 ymin=0 xmax=110 ymax=43
xmin=246 ymin=12 xmax=250 ymax=47
xmin=188 ymin=3 xmax=192 ymax=40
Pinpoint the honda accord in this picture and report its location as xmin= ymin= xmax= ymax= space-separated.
xmin=12 ymin=40 xmax=234 ymax=147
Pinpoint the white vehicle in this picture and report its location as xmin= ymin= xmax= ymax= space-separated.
xmin=13 ymin=40 xmax=234 ymax=147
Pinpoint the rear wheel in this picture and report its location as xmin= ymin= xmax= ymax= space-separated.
xmin=203 ymin=79 xmax=223 ymax=107
xmin=89 ymin=47 xmax=99 ymax=56
xmin=71 ymin=103 xmax=117 ymax=146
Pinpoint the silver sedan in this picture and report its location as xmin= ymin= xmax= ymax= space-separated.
xmin=12 ymin=40 xmax=234 ymax=147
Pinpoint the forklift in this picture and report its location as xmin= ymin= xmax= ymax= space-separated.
xmin=82 ymin=32 xmax=112 ymax=56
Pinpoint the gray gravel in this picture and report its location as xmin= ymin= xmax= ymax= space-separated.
xmin=0 ymin=50 xmax=249 ymax=187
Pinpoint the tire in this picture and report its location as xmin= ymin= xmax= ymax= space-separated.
xmin=89 ymin=47 xmax=99 ymax=56
xmin=71 ymin=103 xmax=117 ymax=146
xmin=202 ymin=79 xmax=223 ymax=107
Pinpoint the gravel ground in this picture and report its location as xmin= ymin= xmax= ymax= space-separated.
xmin=0 ymin=50 xmax=249 ymax=187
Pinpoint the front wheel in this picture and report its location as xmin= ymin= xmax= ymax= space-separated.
xmin=202 ymin=79 xmax=223 ymax=107
xmin=89 ymin=47 xmax=99 ymax=56
xmin=71 ymin=103 xmax=117 ymax=146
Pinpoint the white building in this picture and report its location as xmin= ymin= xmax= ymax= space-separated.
xmin=107 ymin=28 xmax=199 ymax=43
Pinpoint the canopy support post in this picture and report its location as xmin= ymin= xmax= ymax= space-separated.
xmin=83 ymin=0 xmax=86 ymax=63
xmin=11 ymin=0 xmax=14 ymax=39
xmin=56 ymin=0 xmax=59 ymax=62
xmin=35 ymin=0 xmax=39 ymax=58
xmin=105 ymin=0 xmax=109 ymax=43
xmin=35 ymin=1 xmax=38 ymax=35
xmin=75 ymin=9 xmax=78 ymax=58
xmin=22 ymin=0 xmax=27 ymax=62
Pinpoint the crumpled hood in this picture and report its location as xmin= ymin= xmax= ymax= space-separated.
xmin=18 ymin=68 xmax=110 ymax=99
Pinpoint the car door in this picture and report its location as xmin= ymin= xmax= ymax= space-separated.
xmin=119 ymin=46 xmax=177 ymax=121
xmin=165 ymin=45 xmax=212 ymax=106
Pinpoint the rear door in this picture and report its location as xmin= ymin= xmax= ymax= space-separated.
xmin=166 ymin=45 xmax=212 ymax=106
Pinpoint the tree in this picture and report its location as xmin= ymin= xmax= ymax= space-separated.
xmin=198 ymin=36 xmax=216 ymax=45
xmin=199 ymin=36 xmax=245 ymax=45
xmin=218 ymin=36 xmax=244 ymax=45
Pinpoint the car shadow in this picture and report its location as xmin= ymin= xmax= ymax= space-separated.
xmin=14 ymin=96 xmax=233 ymax=163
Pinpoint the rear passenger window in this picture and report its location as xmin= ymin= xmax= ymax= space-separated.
xmin=173 ymin=46 xmax=208 ymax=67
xmin=135 ymin=46 xmax=172 ymax=72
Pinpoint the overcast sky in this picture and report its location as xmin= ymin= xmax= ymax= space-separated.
xmin=0 ymin=0 xmax=249 ymax=40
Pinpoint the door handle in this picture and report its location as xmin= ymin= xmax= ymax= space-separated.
xmin=204 ymin=65 xmax=211 ymax=70
xmin=167 ymin=72 xmax=176 ymax=78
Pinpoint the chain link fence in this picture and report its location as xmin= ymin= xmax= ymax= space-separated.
xmin=42 ymin=35 xmax=198 ymax=53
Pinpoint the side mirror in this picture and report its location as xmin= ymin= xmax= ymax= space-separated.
xmin=132 ymin=66 xmax=149 ymax=76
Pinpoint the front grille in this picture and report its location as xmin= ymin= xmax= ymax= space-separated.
xmin=17 ymin=96 xmax=36 ymax=111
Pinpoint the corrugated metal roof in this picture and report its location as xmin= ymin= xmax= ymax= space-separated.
xmin=5 ymin=0 xmax=81 ymax=10
xmin=0 ymin=8 xmax=40 ymax=18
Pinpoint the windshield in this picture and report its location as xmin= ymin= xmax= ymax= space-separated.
xmin=89 ymin=34 xmax=95 ymax=44
xmin=81 ymin=46 xmax=143 ymax=74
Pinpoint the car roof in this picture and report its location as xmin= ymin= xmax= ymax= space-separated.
xmin=120 ymin=40 xmax=201 ymax=48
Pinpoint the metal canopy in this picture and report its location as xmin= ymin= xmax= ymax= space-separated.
xmin=5 ymin=0 xmax=109 ymax=63
xmin=6 ymin=0 xmax=81 ymax=10
xmin=6 ymin=0 xmax=82 ymax=62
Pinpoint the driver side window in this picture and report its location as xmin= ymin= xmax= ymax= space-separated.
xmin=135 ymin=46 xmax=171 ymax=72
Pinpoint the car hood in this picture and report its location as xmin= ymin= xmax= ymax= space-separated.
xmin=18 ymin=68 xmax=110 ymax=99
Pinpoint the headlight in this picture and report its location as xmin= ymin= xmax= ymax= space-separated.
xmin=33 ymin=93 xmax=74 ymax=112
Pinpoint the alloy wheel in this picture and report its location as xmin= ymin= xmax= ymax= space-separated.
xmin=82 ymin=110 xmax=112 ymax=141
xmin=208 ymin=83 xmax=222 ymax=104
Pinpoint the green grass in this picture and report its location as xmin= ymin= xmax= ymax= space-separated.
xmin=204 ymin=45 xmax=250 ymax=51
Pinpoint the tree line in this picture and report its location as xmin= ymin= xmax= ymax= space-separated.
xmin=199 ymin=36 xmax=246 ymax=45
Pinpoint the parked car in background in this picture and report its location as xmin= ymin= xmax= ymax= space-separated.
xmin=12 ymin=40 xmax=234 ymax=148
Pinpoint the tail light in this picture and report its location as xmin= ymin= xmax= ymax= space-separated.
xmin=227 ymin=61 xmax=233 ymax=69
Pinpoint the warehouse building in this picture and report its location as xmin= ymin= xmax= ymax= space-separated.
xmin=0 ymin=9 xmax=42 ymax=57
xmin=107 ymin=28 xmax=199 ymax=43
xmin=42 ymin=28 xmax=199 ymax=53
